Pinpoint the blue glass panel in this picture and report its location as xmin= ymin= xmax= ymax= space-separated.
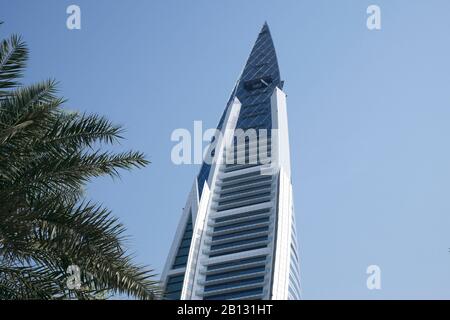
xmin=204 ymin=276 xmax=265 ymax=292
xmin=212 ymin=227 xmax=269 ymax=241
xmin=214 ymin=208 xmax=271 ymax=223
xmin=164 ymin=273 xmax=185 ymax=300
xmin=210 ymin=236 xmax=268 ymax=251
xmin=205 ymin=266 xmax=266 ymax=281
xmin=203 ymin=288 xmax=263 ymax=300
xmin=209 ymin=244 xmax=268 ymax=258
xmin=207 ymin=256 xmax=267 ymax=271
xmin=214 ymin=217 xmax=270 ymax=232
xmin=172 ymin=213 xmax=193 ymax=270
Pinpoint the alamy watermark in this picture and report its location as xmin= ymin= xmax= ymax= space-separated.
xmin=66 ymin=5 xmax=81 ymax=30
xmin=170 ymin=121 xmax=278 ymax=167
xmin=367 ymin=5 xmax=381 ymax=30
xmin=65 ymin=264 xmax=108 ymax=298
xmin=65 ymin=5 xmax=380 ymax=31
xmin=366 ymin=265 xmax=382 ymax=290
xmin=66 ymin=264 xmax=82 ymax=290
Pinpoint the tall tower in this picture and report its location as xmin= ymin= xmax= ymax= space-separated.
xmin=161 ymin=23 xmax=300 ymax=300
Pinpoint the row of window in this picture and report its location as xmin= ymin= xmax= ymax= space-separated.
xmin=204 ymin=276 xmax=265 ymax=293
xmin=214 ymin=217 xmax=270 ymax=233
xmin=172 ymin=214 xmax=193 ymax=269
xmin=207 ymin=255 xmax=267 ymax=271
xmin=229 ymin=134 xmax=271 ymax=149
xmin=228 ymin=144 xmax=272 ymax=156
xmin=215 ymin=208 xmax=271 ymax=223
xmin=216 ymin=196 xmax=272 ymax=212
xmin=209 ymin=244 xmax=267 ymax=258
xmin=222 ymin=155 xmax=272 ymax=166
xmin=218 ymin=191 xmax=271 ymax=207
xmin=221 ymin=170 xmax=260 ymax=183
xmin=205 ymin=265 xmax=266 ymax=282
xmin=210 ymin=235 xmax=268 ymax=251
xmin=220 ymin=175 xmax=271 ymax=191
xmin=212 ymin=226 xmax=269 ymax=241
xmin=164 ymin=273 xmax=185 ymax=300
xmin=224 ymin=163 xmax=260 ymax=173
xmin=203 ymin=287 xmax=263 ymax=300
xmin=219 ymin=183 xmax=272 ymax=198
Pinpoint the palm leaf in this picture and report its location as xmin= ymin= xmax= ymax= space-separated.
xmin=0 ymin=34 xmax=28 ymax=94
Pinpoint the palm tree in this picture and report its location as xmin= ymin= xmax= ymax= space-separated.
xmin=0 ymin=24 xmax=160 ymax=299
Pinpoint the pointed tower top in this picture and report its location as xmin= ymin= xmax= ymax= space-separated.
xmin=224 ymin=22 xmax=282 ymax=108
xmin=261 ymin=21 xmax=269 ymax=31
xmin=234 ymin=22 xmax=281 ymax=95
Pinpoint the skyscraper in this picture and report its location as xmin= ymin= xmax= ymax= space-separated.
xmin=161 ymin=23 xmax=300 ymax=300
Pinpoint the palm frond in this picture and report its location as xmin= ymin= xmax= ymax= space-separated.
xmin=0 ymin=34 xmax=28 ymax=94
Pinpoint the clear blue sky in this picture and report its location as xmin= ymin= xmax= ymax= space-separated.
xmin=2 ymin=0 xmax=450 ymax=299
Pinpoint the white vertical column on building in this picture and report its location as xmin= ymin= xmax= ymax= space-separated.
xmin=180 ymin=183 xmax=210 ymax=300
xmin=270 ymin=87 xmax=294 ymax=299
xmin=271 ymin=87 xmax=291 ymax=176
